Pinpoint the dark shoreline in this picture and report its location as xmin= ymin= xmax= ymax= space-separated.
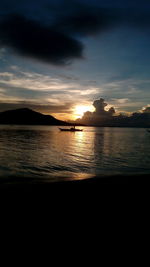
xmin=0 ymin=174 xmax=149 ymax=190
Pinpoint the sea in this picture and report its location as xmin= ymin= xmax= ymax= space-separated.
xmin=0 ymin=125 xmax=150 ymax=183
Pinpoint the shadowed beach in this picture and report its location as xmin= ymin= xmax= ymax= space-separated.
xmin=0 ymin=174 xmax=149 ymax=192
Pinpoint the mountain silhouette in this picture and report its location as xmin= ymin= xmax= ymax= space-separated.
xmin=0 ymin=108 xmax=71 ymax=125
xmin=1 ymin=107 xmax=149 ymax=127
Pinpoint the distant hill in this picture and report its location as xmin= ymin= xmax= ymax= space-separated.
xmin=0 ymin=108 xmax=71 ymax=125
xmin=1 ymin=107 xmax=149 ymax=127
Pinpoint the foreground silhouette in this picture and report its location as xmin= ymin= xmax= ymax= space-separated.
xmin=0 ymin=108 xmax=72 ymax=126
xmin=59 ymin=126 xmax=83 ymax=131
xmin=0 ymin=106 xmax=150 ymax=127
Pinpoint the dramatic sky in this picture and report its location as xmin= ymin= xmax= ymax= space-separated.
xmin=0 ymin=0 xmax=150 ymax=120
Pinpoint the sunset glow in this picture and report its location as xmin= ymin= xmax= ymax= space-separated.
xmin=0 ymin=0 xmax=150 ymax=184
xmin=74 ymin=105 xmax=95 ymax=118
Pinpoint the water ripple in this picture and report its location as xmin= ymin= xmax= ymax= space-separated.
xmin=0 ymin=126 xmax=150 ymax=180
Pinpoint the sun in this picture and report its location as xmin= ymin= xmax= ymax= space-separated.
xmin=74 ymin=105 xmax=94 ymax=118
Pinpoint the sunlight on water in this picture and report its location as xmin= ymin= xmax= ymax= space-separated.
xmin=0 ymin=125 xmax=150 ymax=182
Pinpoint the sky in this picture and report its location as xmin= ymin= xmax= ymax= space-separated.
xmin=0 ymin=0 xmax=150 ymax=120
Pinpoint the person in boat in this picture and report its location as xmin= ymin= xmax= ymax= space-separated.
xmin=70 ymin=126 xmax=75 ymax=130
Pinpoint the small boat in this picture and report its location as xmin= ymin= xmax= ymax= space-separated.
xmin=59 ymin=126 xmax=83 ymax=132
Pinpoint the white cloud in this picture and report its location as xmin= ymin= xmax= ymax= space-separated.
xmin=111 ymin=98 xmax=130 ymax=104
xmin=0 ymin=71 xmax=75 ymax=91
xmin=0 ymin=70 xmax=100 ymax=94
xmin=0 ymin=68 xmax=149 ymax=116
xmin=0 ymin=72 xmax=14 ymax=77
xmin=0 ymin=70 xmax=101 ymax=110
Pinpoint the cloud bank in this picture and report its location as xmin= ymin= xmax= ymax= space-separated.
xmin=0 ymin=69 xmax=100 ymax=118
xmin=76 ymin=98 xmax=150 ymax=127
xmin=77 ymin=98 xmax=116 ymax=125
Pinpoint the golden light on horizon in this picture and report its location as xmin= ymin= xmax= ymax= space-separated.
xmin=74 ymin=105 xmax=95 ymax=119
xmin=49 ymin=105 xmax=95 ymax=121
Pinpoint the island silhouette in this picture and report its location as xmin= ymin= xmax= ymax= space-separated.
xmin=0 ymin=98 xmax=150 ymax=127
xmin=0 ymin=108 xmax=72 ymax=126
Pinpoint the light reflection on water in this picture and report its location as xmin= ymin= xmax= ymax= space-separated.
xmin=0 ymin=125 xmax=150 ymax=181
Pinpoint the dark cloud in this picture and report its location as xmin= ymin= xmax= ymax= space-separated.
xmin=51 ymin=1 xmax=150 ymax=36
xmin=0 ymin=14 xmax=83 ymax=65
xmin=93 ymin=98 xmax=115 ymax=116
xmin=54 ymin=7 xmax=118 ymax=36
xmin=0 ymin=1 xmax=150 ymax=65
xmin=0 ymin=2 xmax=119 ymax=67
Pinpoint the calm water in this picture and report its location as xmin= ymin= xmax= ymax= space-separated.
xmin=0 ymin=125 xmax=150 ymax=182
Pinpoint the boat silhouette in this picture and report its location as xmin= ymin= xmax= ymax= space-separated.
xmin=59 ymin=126 xmax=83 ymax=132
